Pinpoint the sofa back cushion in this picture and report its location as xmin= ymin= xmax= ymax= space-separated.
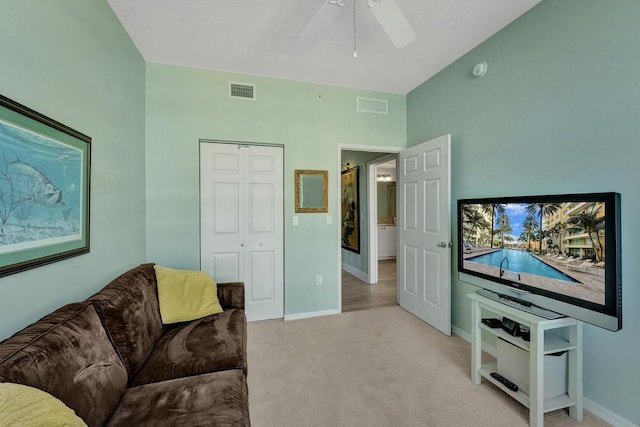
xmin=89 ymin=263 xmax=165 ymax=378
xmin=0 ymin=302 xmax=128 ymax=427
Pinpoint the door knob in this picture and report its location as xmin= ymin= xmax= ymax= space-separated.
xmin=437 ymin=241 xmax=452 ymax=248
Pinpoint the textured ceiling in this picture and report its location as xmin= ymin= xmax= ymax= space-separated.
xmin=106 ymin=0 xmax=541 ymax=94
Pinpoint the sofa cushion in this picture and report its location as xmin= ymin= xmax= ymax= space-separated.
xmin=107 ymin=370 xmax=250 ymax=427
xmin=217 ymin=282 xmax=246 ymax=310
xmin=0 ymin=382 xmax=87 ymax=426
xmin=132 ymin=308 xmax=247 ymax=386
xmin=154 ymin=265 xmax=223 ymax=324
xmin=0 ymin=302 xmax=128 ymax=427
xmin=89 ymin=263 xmax=165 ymax=378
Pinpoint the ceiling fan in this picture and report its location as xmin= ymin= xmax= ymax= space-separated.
xmin=298 ymin=0 xmax=416 ymax=52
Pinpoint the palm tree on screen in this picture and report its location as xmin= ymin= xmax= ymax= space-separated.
xmin=480 ymin=203 xmax=506 ymax=248
xmin=496 ymin=213 xmax=512 ymax=248
xmin=521 ymin=213 xmax=539 ymax=251
xmin=464 ymin=209 xmax=488 ymax=243
xmin=526 ymin=203 xmax=561 ymax=254
xmin=568 ymin=205 xmax=605 ymax=261
xmin=548 ymin=222 xmax=565 ymax=254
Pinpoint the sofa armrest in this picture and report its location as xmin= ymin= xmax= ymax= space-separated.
xmin=217 ymin=282 xmax=245 ymax=310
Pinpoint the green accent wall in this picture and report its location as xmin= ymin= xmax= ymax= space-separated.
xmin=0 ymin=0 xmax=146 ymax=339
xmin=145 ymin=64 xmax=406 ymax=316
xmin=407 ymin=1 xmax=640 ymax=423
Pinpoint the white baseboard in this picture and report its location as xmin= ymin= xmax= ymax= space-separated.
xmin=451 ymin=326 xmax=637 ymax=427
xmin=583 ymin=398 xmax=637 ymax=427
xmin=341 ymin=263 xmax=369 ymax=283
xmin=284 ymin=309 xmax=339 ymax=321
xmin=451 ymin=325 xmax=470 ymax=341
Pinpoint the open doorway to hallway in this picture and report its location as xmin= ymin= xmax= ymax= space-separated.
xmin=340 ymin=148 xmax=398 ymax=312
xmin=342 ymin=260 xmax=396 ymax=312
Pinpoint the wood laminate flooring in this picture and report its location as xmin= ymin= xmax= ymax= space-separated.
xmin=342 ymin=260 xmax=397 ymax=312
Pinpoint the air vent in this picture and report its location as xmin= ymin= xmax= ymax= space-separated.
xmin=229 ymin=82 xmax=256 ymax=100
xmin=356 ymin=96 xmax=388 ymax=115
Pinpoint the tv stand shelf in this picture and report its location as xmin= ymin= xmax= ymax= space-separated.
xmin=469 ymin=292 xmax=583 ymax=427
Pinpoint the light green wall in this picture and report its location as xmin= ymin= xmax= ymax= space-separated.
xmin=407 ymin=0 xmax=640 ymax=423
xmin=0 ymin=0 xmax=146 ymax=339
xmin=145 ymin=64 xmax=406 ymax=316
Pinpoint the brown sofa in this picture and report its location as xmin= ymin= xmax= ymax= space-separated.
xmin=0 ymin=263 xmax=250 ymax=426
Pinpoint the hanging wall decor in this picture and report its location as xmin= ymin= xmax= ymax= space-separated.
xmin=341 ymin=166 xmax=359 ymax=253
xmin=0 ymin=95 xmax=90 ymax=277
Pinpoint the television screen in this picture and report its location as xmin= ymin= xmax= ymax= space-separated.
xmin=457 ymin=192 xmax=621 ymax=331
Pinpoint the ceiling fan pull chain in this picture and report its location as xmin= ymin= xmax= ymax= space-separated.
xmin=353 ymin=0 xmax=358 ymax=58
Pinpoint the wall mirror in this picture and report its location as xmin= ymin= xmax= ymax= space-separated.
xmin=295 ymin=170 xmax=328 ymax=213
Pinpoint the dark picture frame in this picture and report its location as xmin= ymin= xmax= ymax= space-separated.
xmin=341 ymin=166 xmax=360 ymax=253
xmin=0 ymin=95 xmax=90 ymax=277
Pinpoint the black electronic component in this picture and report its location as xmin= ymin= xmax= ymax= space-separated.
xmin=501 ymin=317 xmax=521 ymax=336
xmin=481 ymin=318 xmax=502 ymax=328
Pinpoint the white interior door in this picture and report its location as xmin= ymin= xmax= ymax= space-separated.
xmin=200 ymin=142 xmax=284 ymax=321
xmin=398 ymin=134 xmax=451 ymax=335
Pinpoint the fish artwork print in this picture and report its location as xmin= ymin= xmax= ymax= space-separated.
xmin=0 ymin=119 xmax=83 ymax=251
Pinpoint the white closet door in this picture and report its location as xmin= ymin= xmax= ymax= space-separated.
xmin=200 ymin=142 xmax=283 ymax=321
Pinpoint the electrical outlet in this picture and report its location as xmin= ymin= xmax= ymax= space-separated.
xmin=316 ymin=275 xmax=323 ymax=286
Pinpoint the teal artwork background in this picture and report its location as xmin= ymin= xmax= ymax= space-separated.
xmin=0 ymin=99 xmax=89 ymax=273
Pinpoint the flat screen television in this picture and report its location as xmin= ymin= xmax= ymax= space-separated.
xmin=457 ymin=192 xmax=621 ymax=331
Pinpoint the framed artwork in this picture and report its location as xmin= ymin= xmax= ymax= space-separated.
xmin=341 ymin=166 xmax=359 ymax=253
xmin=0 ymin=95 xmax=90 ymax=277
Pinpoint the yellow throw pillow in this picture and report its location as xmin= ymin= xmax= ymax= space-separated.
xmin=154 ymin=265 xmax=223 ymax=324
xmin=0 ymin=382 xmax=87 ymax=427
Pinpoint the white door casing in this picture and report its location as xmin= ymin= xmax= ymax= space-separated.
xmin=200 ymin=142 xmax=284 ymax=321
xmin=398 ymin=134 xmax=451 ymax=335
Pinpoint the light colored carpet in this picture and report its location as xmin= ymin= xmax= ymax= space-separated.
xmin=248 ymin=306 xmax=610 ymax=427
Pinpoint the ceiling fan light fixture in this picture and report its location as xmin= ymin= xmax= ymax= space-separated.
xmin=298 ymin=0 xmax=415 ymax=53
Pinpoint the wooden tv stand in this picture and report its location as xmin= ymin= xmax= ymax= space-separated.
xmin=469 ymin=292 xmax=583 ymax=427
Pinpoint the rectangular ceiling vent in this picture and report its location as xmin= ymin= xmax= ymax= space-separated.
xmin=229 ymin=82 xmax=256 ymax=100
xmin=356 ymin=96 xmax=388 ymax=115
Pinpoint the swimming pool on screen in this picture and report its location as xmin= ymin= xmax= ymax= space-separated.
xmin=467 ymin=248 xmax=579 ymax=283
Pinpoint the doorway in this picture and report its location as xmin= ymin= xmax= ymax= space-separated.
xmin=338 ymin=136 xmax=452 ymax=335
xmin=338 ymin=145 xmax=400 ymax=313
xmin=369 ymin=155 xmax=397 ymax=285
xmin=342 ymin=259 xmax=396 ymax=312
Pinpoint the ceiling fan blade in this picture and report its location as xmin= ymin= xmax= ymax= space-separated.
xmin=369 ymin=0 xmax=416 ymax=48
xmin=297 ymin=1 xmax=345 ymax=48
